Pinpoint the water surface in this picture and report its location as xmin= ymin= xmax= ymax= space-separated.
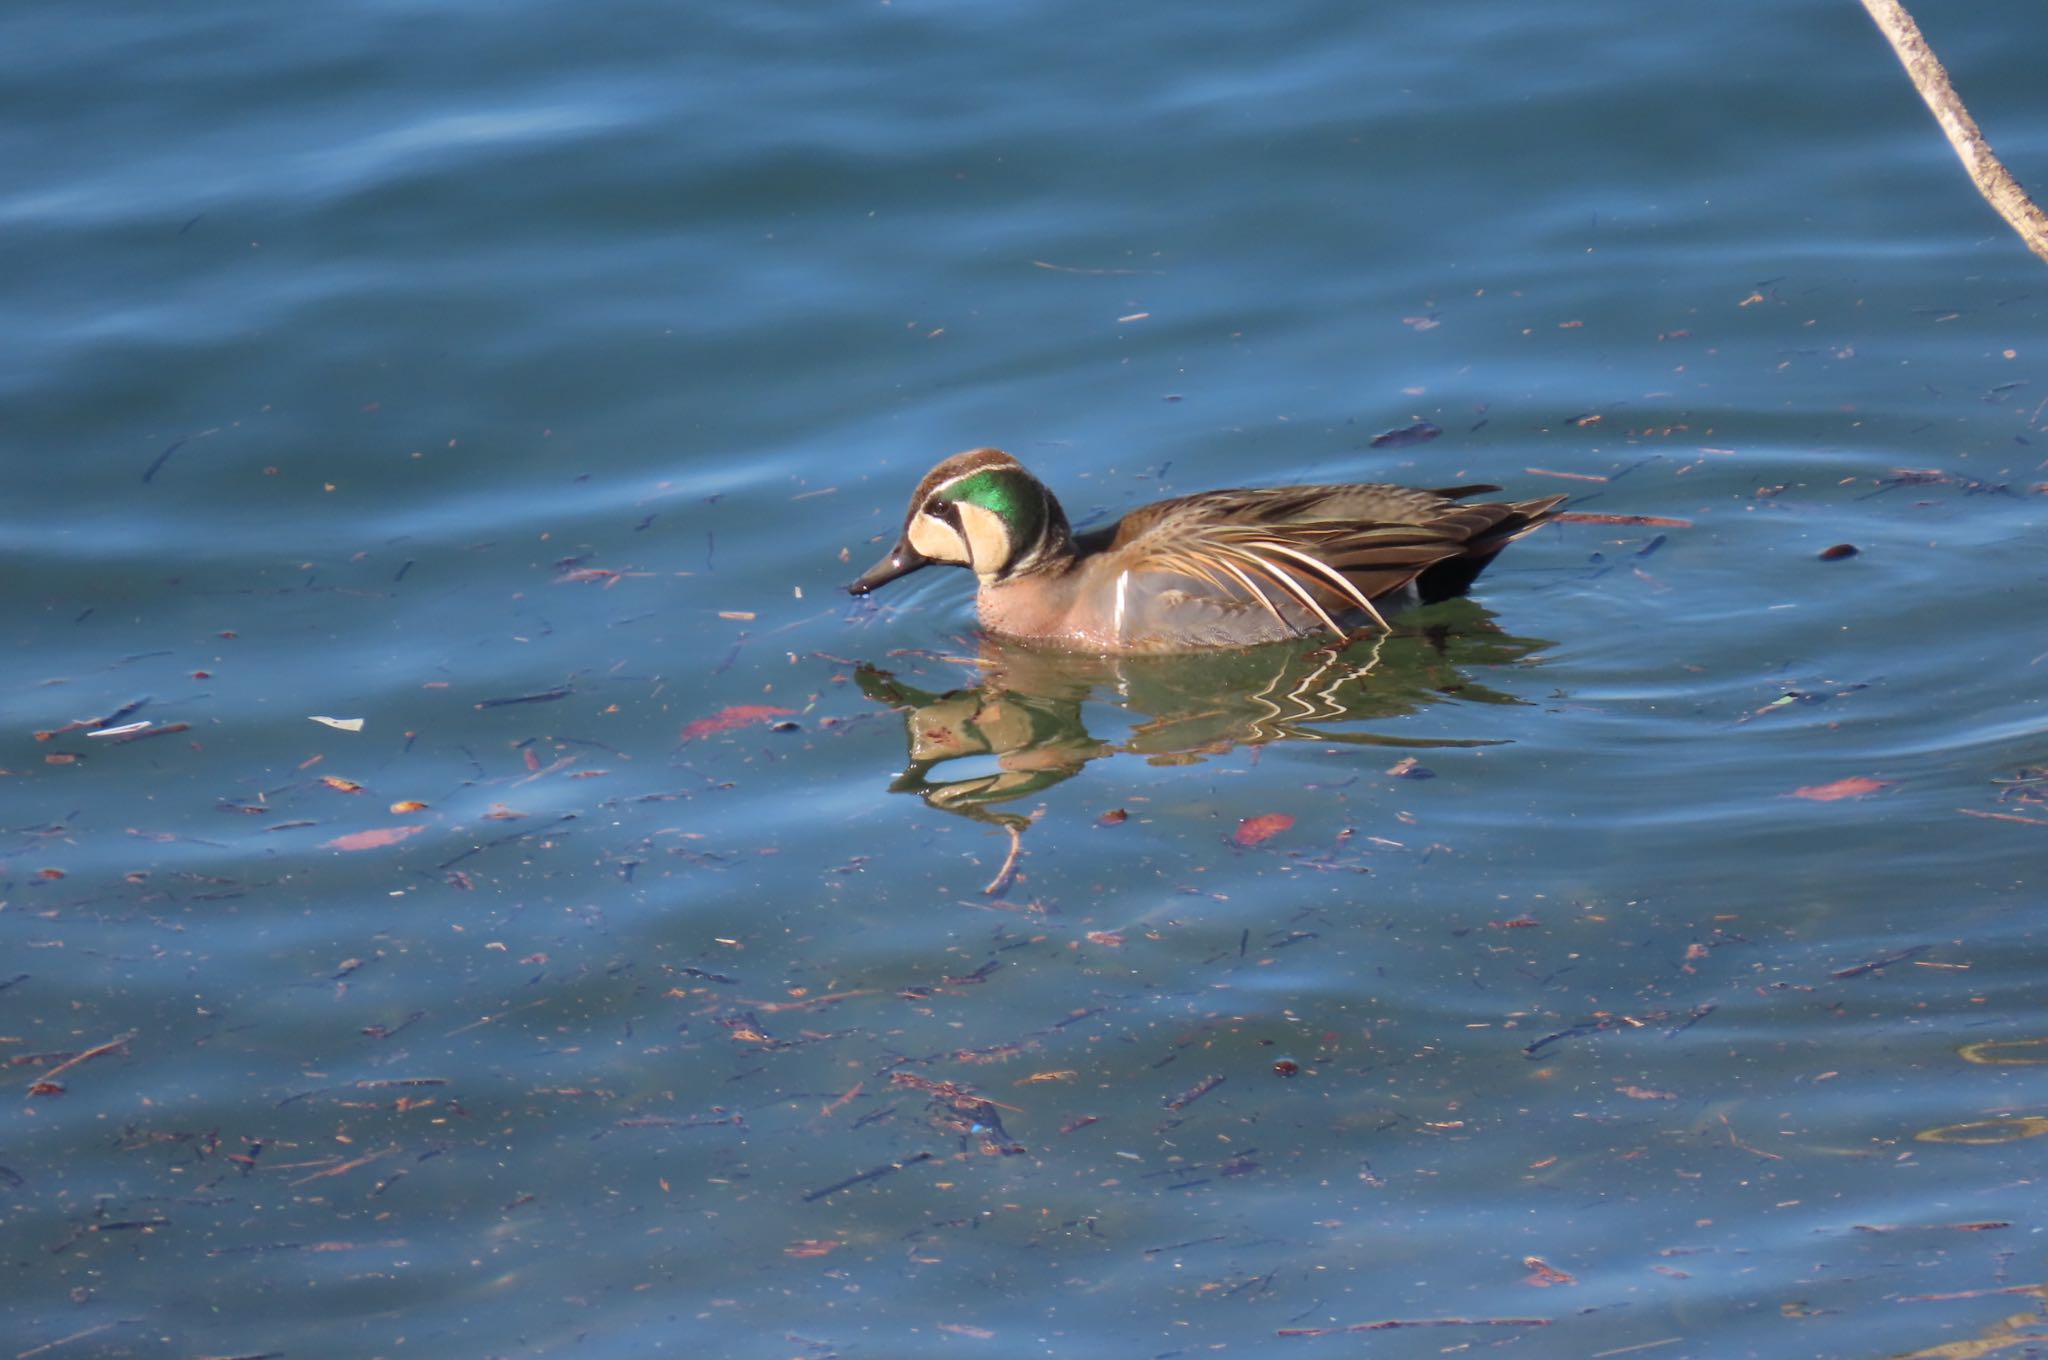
xmin=4 ymin=2 xmax=2047 ymax=1357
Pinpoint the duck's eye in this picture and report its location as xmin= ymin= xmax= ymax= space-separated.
xmin=924 ymin=498 xmax=961 ymax=528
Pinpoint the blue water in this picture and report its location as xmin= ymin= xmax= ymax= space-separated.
xmin=4 ymin=2 xmax=2047 ymax=1357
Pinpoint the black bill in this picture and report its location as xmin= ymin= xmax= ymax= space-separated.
xmin=847 ymin=538 xmax=931 ymax=595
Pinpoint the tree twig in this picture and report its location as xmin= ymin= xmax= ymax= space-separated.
xmin=1858 ymin=0 xmax=2048 ymax=265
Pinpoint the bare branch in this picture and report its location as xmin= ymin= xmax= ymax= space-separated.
xmin=1859 ymin=0 xmax=2048 ymax=265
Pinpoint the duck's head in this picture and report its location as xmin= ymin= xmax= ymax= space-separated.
xmin=848 ymin=447 xmax=1071 ymax=595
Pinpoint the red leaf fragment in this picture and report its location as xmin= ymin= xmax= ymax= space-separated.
xmin=1233 ymin=813 xmax=1294 ymax=847
xmin=680 ymin=705 xmax=798 ymax=742
xmin=325 ymin=825 xmax=427 ymax=852
xmin=785 ymin=1238 xmax=841 ymax=1258
xmin=1791 ymin=776 xmax=1891 ymax=802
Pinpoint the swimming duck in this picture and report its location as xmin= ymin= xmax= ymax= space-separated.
xmin=847 ymin=447 xmax=1564 ymax=652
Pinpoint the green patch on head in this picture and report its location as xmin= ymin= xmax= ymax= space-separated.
xmin=943 ymin=469 xmax=1041 ymax=538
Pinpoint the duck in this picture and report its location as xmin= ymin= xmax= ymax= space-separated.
xmin=847 ymin=447 xmax=1565 ymax=653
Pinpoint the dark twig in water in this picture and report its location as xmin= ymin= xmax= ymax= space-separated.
xmin=475 ymin=687 xmax=573 ymax=709
xmin=141 ymin=440 xmax=185 ymax=483
xmin=1524 ymin=1018 xmax=1617 ymax=1056
xmin=98 ymin=697 xmax=152 ymax=728
xmin=802 ymin=1150 xmax=934 ymax=1203
xmin=1278 ymin=1316 xmax=1551 ymax=1338
xmin=1665 ymin=1003 xmax=1717 ymax=1037
xmin=1831 ymin=943 xmax=1930 ymax=979
xmin=1142 ymin=1234 xmax=1230 ymax=1257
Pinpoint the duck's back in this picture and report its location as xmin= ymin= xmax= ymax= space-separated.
xmin=1044 ymin=481 xmax=1562 ymax=651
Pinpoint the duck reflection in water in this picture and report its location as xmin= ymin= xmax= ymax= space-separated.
xmin=855 ymin=599 xmax=1550 ymax=893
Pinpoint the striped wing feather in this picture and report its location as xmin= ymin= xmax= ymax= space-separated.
xmin=1111 ymin=487 xmax=1563 ymax=638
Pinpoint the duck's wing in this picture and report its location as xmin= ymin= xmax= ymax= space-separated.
xmin=1133 ymin=520 xmax=1463 ymax=633
xmin=1101 ymin=482 xmax=1501 ymax=549
xmin=1121 ymin=491 xmax=1566 ymax=636
xmin=1410 ymin=493 xmax=1568 ymax=601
